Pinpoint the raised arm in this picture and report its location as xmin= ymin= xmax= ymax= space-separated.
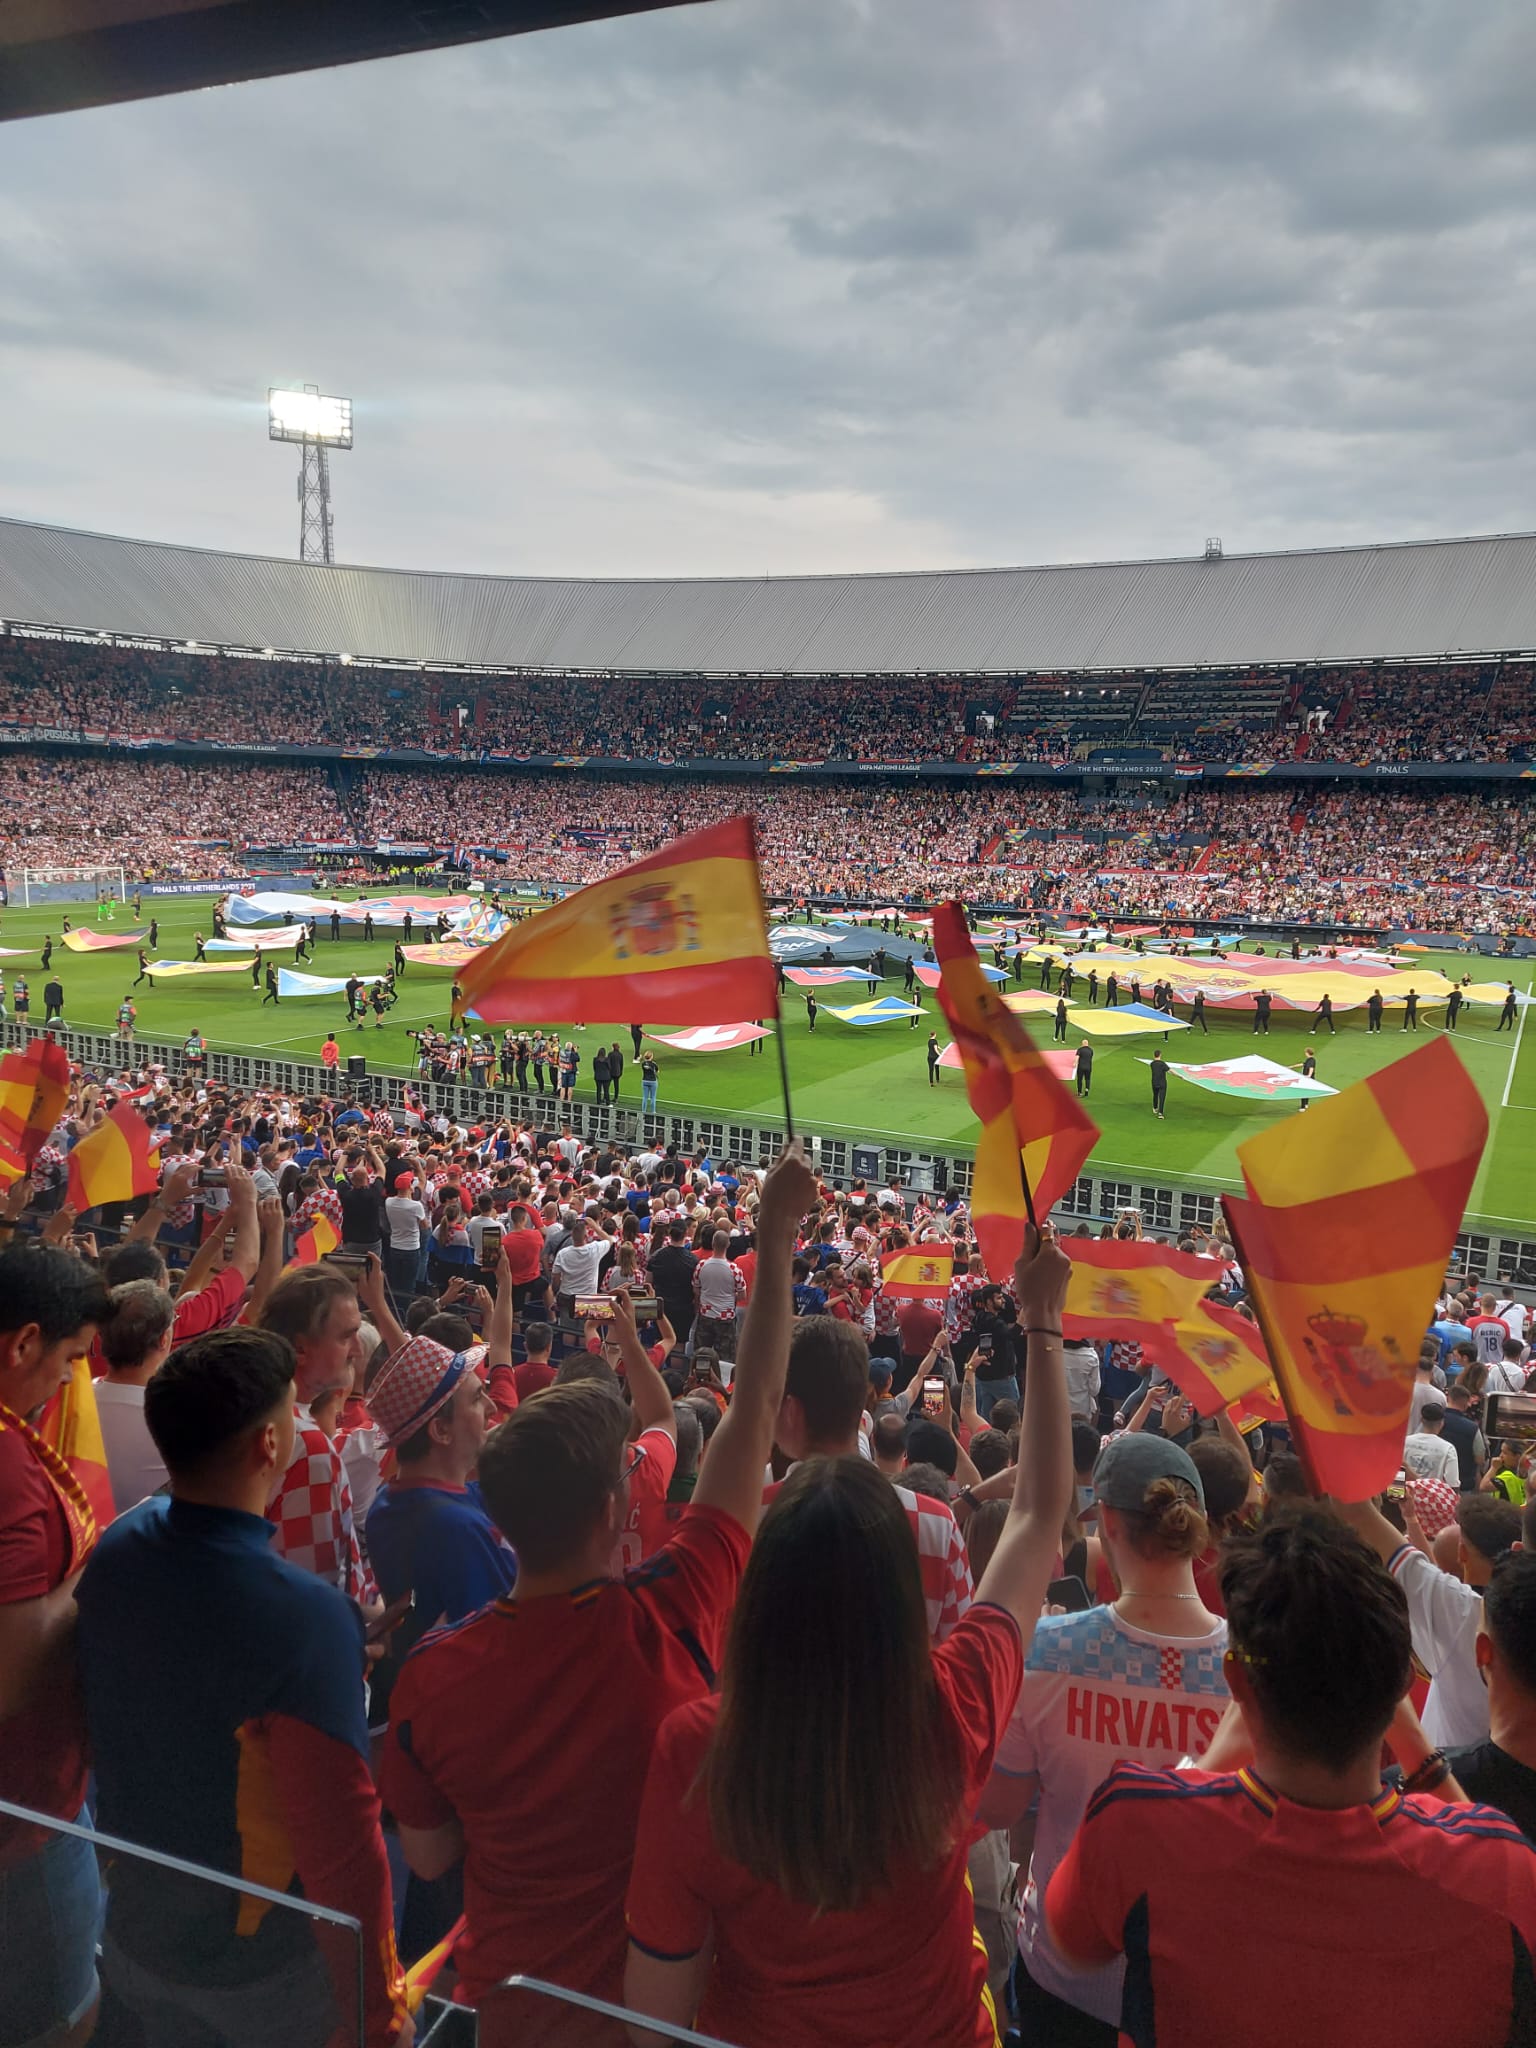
xmin=971 ymin=1225 xmax=1074 ymax=1633
xmin=611 ymin=1290 xmax=675 ymax=1440
xmin=691 ymin=1141 xmax=814 ymax=1535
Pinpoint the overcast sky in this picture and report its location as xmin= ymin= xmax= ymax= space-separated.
xmin=2 ymin=0 xmax=1533 ymax=580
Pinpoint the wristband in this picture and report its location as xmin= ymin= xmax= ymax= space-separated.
xmin=1401 ymin=1749 xmax=1450 ymax=1794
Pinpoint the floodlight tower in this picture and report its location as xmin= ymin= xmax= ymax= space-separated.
xmin=268 ymin=385 xmax=353 ymax=564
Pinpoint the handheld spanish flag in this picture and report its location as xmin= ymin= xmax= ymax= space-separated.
xmin=1222 ymin=1038 xmax=1487 ymax=1501
xmin=453 ymin=816 xmax=777 ymax=1029
xmin=65 ymin=1102 xmax=162 ymax=1213
xmin=881 ymin=1245 xmax=955 ymax=1305
xmin=291 ymin=1212 xmax=340 ymax=1267
xmin=36 ymin=1356 xmax=116 ymax=1531
xmin=0 ymin=1037 xmax=71 ymax=1180
xmin=1159 ymin=1299 xmax=1280 ymax=1419
xmin=932 ymin=901 xmax=1097 ymax=1278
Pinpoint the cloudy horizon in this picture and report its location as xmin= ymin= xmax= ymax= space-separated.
xmin=1 ymin=0 xmax=1533 ymax=581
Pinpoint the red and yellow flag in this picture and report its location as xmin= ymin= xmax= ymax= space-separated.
xmin=881 ymin=1245 xmax=955 ymax=1305
xmin=1222 ymin=1038 xmax=1487 ymax=1500
xmin=1159 ymin=1299 xmax=1279 ymax=1419
xmin=36 ymin=1356 xmax=116 ymax=1531
xmin=1061 ymin=1237 xmax=1213 ymax=1345
xmin=291 ymin=1212 xmax=340 ymax=1267
xmin=933 ymin=902 xmax=1097 ymax=1278
xmin=0 ymin=1037 xmax=71 ymax=1180
xmin=65 ymin=1102 xmax=162 ymax=1213
xmin=454 ymin=816 xmax=777 ymax=1026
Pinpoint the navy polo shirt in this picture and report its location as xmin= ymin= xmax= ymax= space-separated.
xmin=75 ymin=1497 xmax=368 ymax=1986
xmin=366 ymin=1479 xmax=516 ymax=1627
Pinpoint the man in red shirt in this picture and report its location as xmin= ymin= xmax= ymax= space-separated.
xmin=0 ymin=1244 xmax=115 ymax=2048
xmin=1045 ymin=1507 xmax=1536 ymax=2046
xmin=381 ymin=1142 xmax=814 ymax=2046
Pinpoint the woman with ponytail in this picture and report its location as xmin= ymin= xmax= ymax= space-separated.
xmin=980 ymin=1432 xmax=1230 ymax=2046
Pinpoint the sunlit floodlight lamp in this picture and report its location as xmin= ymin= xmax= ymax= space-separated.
xmin=268 ymin=388 xmax=353 ymax=448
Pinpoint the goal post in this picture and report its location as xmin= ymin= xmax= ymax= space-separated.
xmin=18 ymin=865 xmax=128 ymax=908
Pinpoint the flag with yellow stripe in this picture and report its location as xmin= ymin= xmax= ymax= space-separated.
xmin=933 ymin=902 xmax=1097 ymax=1279
xmin=0 ymin=1037 xmax=71 ymax=1181
xmin=454 ymin=815 xmax=777 ymax=1026
xmin=881 ymin=1245 xmax=955 ymax=1305
xmin=292 ymin=1212 xmax=340 ymax=1267
xmin=1222 ymin=1038 xmax=1486 ymax=1500
xmin=36 ymin=1357 xmax=116 ymax=1531
xmin=65 ymin=1102 xmax=162 ymax=1212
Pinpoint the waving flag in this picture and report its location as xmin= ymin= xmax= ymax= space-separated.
xmin=1222 ymin=1038 xmax=1487 ymax=1500
xmin=66 ymin=1103 xmax=162 ymax=1212
xmin=0 ymin=1037 xmax=71 ymax=1181
xmin=292 ymin=1212 xmax=341 ymax=1267
xmin=1061 ymin=1238 xmax=1215 ymax=1347
xmin=36 ymin=1358 xmax=116 ymax=1530
xmin=456 ymin=816 xmax=776 ymax=1026
xmin=881 ymin=1245 xmax=955 ymax=1305
xmin=933 ymin=901 xmax=1097 ymax=1277
xmin=1159 ymin=1300 xmax=1279 ymax=1419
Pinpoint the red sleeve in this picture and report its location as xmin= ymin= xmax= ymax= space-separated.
xmin=265 ymin=1714 xmax=409 ymax=2047
xmin=932 ymin=1602 xmax=1025 ymax=1799
xmin=624 ymin=1700 xmax=717 ymax=1960
xmin=484 ymin=1363 xmax=519 ymax=1424
xmin=0 ymin=1436 xmax=57 ymax=1603
xmin=172 ymin=1265 xmax=247 ymax=1341
xmin=379 ymin=1666 xmax=458 ymax=1833
xmin=629 ymin=1505 xmax=751 ymax=1676
xmin=1043 ymin=1781 xmax=1137 ymax=1971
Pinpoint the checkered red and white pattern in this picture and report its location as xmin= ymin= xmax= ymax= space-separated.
xmin=946 ymin=1271 xmax=989 ymax=1341
xmin=268 ymin=1414 xmax=376 ymax=1604
xmin=1407 ymin=1475 xmax=1461 ymax=1542
xmin=895 ymin=1485 xmax=973 ymax=1644
xmin=369 ymin=1336 xmax=461 ymax=1447
xmin=293 ymin=1185 xmax=343 ymax=1234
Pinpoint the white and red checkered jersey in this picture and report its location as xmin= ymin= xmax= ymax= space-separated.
xmin=459 ymin=1168 xmax=491 ymax=1204
xmin=946 ymin=1271 xmax=989 ymax=1340
xmin=157 ymin=1152 xmax=200 ymax=1230
xmin=293 ymin=1185 xmax=344 ymax=1234
xmin=370 ymin=1108 xmax=395 ymax=1138
xmin=267 ymin=1411 xmax=376 ymax=1606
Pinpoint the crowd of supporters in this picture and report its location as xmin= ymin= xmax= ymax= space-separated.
xmin=1 ymin=634 xmax=1532 ymax=766
xmin=4 ymin=1060 xmax=1536 ymax=2048
xmin=2 ymin=748 xmax=1534 ymax=932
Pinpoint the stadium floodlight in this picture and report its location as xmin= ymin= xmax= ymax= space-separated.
xmin=269 ymin=381 xmax=351 ymax=565
xmin=268 ymin=387 xmax=353 ymax=448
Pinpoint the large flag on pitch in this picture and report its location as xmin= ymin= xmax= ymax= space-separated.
xmin=932 ymin=901 xmax=1097 ymax=1278
xmin=66 ymin=1102 xmax=162 ymax=1213
xmin=1222 ymin=1038 xmax=1487 ymax=1500
xmin=0 ymin=1037 xmax=71 ymax=1181
xmin=454 ymin=816 xmax=777 ymax=1026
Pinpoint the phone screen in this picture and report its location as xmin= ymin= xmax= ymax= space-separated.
xmin=575 ymin=1295 xmax=613 ymax=1319
xmin=922 ymin=1376 xmax=947 ymax=1418
xmin=1045 ymin=1575 xmax=1094 ymax=1613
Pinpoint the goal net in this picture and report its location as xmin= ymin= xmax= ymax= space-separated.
xmin=18 ymin=865 xmax=128 ymax=908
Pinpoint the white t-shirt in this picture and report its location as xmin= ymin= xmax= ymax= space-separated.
xmin=1497 ymin=1301 xmax=1529 ymax=1345
xmin=385 ymin=1195 xmax=426 ymax=1250
xmin=1486 ymin=1359 xmax=1526 ymax=1394
xmin=1389 ymin=1543 xmax=1488 ymax=1749
xmin=993 ymin=1604 xmax=1229 ymax=2022
xmin=1401 ymin=1431 xmax=1460 ymax=1486
xmin=96 ymin=1381 xmax=168 ymax=1514
xmin=696 ymin=1256 xmax=742 ymax=1320
xmin=552 ymin=1238 xmax=604 ymax=1298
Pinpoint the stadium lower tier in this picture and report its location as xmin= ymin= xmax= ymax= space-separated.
xmin=2 ymin=753 xmax=1535 ymax=932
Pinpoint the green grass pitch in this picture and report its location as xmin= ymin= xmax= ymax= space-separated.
xmin=5 ymin=894 xmax=1531 ymax=1233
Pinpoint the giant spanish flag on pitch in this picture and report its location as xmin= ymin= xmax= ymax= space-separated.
xmin=932 ymin=901 xmax=1097 ymax=1278
xmin=37 ymin=1357 xmax=116 ymax=1530
xmin=454 ymin=817 xmax=777 ymax=1026
xmin=66 ymin=1102 xmax=162 ymax=1212
xmin=0 ymin=1037 xmax=71 ymax=1181
xmin=1222 ymin=1037 xmax=1486 ymax=1500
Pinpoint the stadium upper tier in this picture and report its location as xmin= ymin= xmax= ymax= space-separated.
xmin=4 ymin=515 xmax=1536 ymax=675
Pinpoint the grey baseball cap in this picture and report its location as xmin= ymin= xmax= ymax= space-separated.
xmin=1093 ymin=1431 xmax=1205 ymax=1512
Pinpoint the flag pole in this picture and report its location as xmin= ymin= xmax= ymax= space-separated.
xmin=773 ymin=996 xmax=796 ymax=1140
xmin=751 ymin=815 xmax=794 ymax=1140
xmin=1017 ymin=1149 xmax=1038 ymax=1232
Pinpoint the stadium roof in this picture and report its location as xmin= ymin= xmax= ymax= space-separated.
xmin=1 ymin=0 xmax=702 ymax=123
xmin=2 ymin=515 xmax=1536 ymax=678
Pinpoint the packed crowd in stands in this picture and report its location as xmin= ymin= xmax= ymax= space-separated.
xmin=5 ymin=1058 xmax=1536 ymax=2048
xmin=2 ymin=748 xmax=1534 ymax=933
xmin=1 ymin=633 xmax=1532 ymax=766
